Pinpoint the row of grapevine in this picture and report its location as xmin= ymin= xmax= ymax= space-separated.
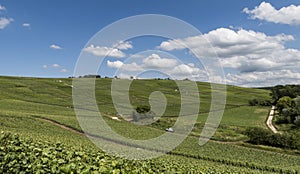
xmin=1 ymin=131 xmax=289 ymax=174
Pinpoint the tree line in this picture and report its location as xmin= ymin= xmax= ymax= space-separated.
xmin=271 ymin=85 xmax=300 ymax=126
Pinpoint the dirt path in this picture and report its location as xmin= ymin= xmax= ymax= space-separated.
xmin=35 ymin=117 xmax=84 ymax=136
xmin=266 ymin=106 xmax=279 ymax=134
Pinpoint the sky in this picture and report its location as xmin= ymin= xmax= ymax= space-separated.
xmin=1 ymin=0 xmax=300 ymax=87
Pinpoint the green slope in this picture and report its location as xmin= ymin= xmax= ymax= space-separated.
xmin=1 ymin=76 xmax=299 ymax=173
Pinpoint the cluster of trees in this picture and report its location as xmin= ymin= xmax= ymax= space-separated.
xmin=276 ymin=96 xmax=300 ymax=126
xmin=132 ymin=105 xmax=155 ymax=122
xmin=68 ymin=74 xmax=101 ymax=78
xmin=271 ymin=85 xmax=300 ymax=103
xmin=271 ymin=85 xmax=300 ymax=126
xmin=248 ymin=98 xmax=272 ymax=106
xmin=244 ymin=127 xmax=299 ymax=149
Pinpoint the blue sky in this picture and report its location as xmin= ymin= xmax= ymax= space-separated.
xmin=1 ymin=0 xmax=300 ymax=87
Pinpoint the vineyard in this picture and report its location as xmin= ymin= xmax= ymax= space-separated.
xmin=0 ymin=76 xmax=300 ymax=173
xmin=1 ymin=131 xmax=295 ymax=174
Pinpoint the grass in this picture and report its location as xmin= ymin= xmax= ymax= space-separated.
xmin=1 ymin=76 xmax=300 ymax=173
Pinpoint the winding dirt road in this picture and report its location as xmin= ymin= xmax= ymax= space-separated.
xmin=266 ymin=106 xmax=279 ymax=134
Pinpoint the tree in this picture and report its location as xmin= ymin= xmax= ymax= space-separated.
xmin=276 ymin=96 xmax=293 ymax=114
xmin=294 ymin=96 xmax=300 ymax=114
xmin=271 ymin=85 xmax=300 ymax=103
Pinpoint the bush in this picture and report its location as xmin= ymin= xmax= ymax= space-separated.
xmin=244 ymin=127 xmax=270 ymax=145
xmin=248 ymin=99 xmax=272 ymax=106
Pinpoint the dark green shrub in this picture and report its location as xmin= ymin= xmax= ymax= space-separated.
xmin=136 ymin=105 xmax=151 ymax=114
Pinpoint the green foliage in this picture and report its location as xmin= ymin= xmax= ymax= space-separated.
xmin=271 ymin=85 xmax=300 ymax=103
xmin=275 ymin=96 xmax=300 ymax=125
xmin=294 ymin=116 xmax=300 ymax=127
xmin=276 ymin=96 xmax=293 ymax=113
xmin=2 ymin=76 xmax=300 ymax=173
xmin=248 ymin=98 xmax=272 ymax=106
xmin=244 ymin=127 xmax=270 ymax=145
xmin=2 ymin=131 xmax=288 ymax=174
xmin=275 ymin=115 xmax=289 ymax=124
xmin=244 ymin=127 xmax=300 ymax=149
xmin=135 ymin=105 xmax=151 ymax=114
xmin=175 ymin=136 xmax=300 ymax=173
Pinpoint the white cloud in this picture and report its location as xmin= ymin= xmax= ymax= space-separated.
xmin=226 ymin=70 xmax=300 ymax=87
xmin=129 ymin=54 xmax=144 ymax=59
xmin=22 ymin=23 xmax=30 ymax=27
xmin=107 ymin=60 xmax=123 ymax=68
xmin=107 ymin=60 xmax=143 ymax=72
xmin=43 ymin=64 xmax=68 ymax=73
xmin=0 ymin=5 xmax=6 ymax=11
xmin=107 ymin=54 xmax=206 ymax=80
xmin=112 ymin=41 xmax=133 ymax=50
xmin=50 ymin=44 xmax=62 ymax=50
xmin=168 ymin=64 xmax=207 ymax=80
xmin=0 ymin=17 xmax=13 ymax=29
xmin=158 ymin=27 xmax=300 ymax=86
xmin=121 ymin=62 xmax=144 ymax=72
xmin=159 ymin=28 xmax=294 ymax=59
xmin=243 ymin=2 xmax=300 ymax=25
xmin=158 ymin=28 xmax=300 ymax=72
xmin=142 ymin=54 xmax=178 ymax=68
xmin=60 ymin=69 xmax=68 ymax=73
xmin=84 ymin=44 xmax=126 ymax=58
xmin=52 ymin=64 xmax=61 ymax=68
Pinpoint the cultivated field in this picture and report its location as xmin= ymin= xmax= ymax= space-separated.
xmin=1 ymin=76 xmax=299 ymax=173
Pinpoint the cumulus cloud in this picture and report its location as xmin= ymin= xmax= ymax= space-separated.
xmin=22 ymin=23 xmax=30 ymax=27
xmin=0 ymin=5 xmax=6 ymax=11
xmin=52 ymin=64 xmax=61 ymax=68
xmin=84 ymin=41 xmax=133 ymax=58
xmin=112 ymin=41 xmax=133 ymax=50
xmin=159 ymin=28 xmax=294 ymax=59
xmin=107 ymin=60 xmax=124 ymax=69
xmin=60 ymin=69 xmax=68 ymax=73
xmin=159 ymin=28 xmax=300 ymax=71
xmin=142 ymin=54 xmax=178 ymax=68
xmin=43 ymin=64 xmax=68 ymax=73
xmin=226 ymin=70 xmax=300 ymax=87
xmin=169 ymin=64 xmax=202 ymax=77
xmin=84 ymin=44 xmax=126 ymax=58
xmin=50 ymin=44 xmax=62 ymax=50
xmin=158 ymin=27 xmax=300 ymax=86
xmin=107 ymin=54 xmax=206 ymax=80
xmin=243 ymin=2 xmax=300 ymax=25
xmin=0 ymin=17 xmax=13 ymax=29
xmin=108 ymin=61 xmax=143 ymax=72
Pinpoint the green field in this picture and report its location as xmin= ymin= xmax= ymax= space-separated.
xmin=1 ymin=76 xmax=300 ymax=173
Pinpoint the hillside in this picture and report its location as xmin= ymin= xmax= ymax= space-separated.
xmin=1 ymin=76 xmax=300 ymax=173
